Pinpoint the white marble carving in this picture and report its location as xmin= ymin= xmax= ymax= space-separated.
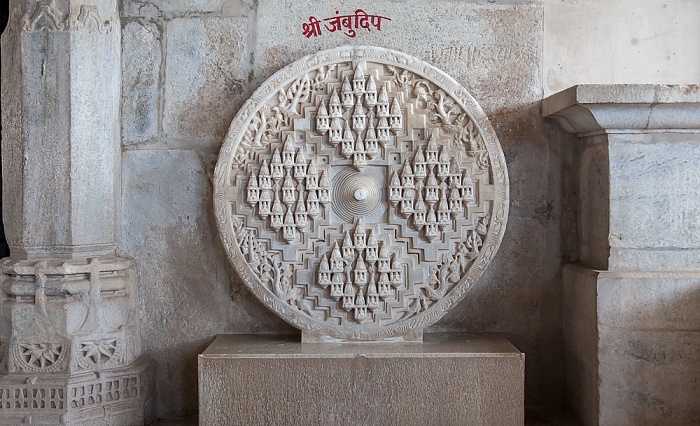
xmin=214 ymin=46 xmax=509 ymax=340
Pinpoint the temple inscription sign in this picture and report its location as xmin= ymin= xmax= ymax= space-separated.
xmin=214 ymin=46 xmax=508 ymax=341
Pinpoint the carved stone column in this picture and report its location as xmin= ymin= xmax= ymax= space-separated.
xmin=0 ymin=0 xmax=153 ymax=424
xmin=544 ymin=85 xmax=700 ymax=425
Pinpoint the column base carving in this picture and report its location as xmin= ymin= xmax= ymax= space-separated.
xmin=0 ymin=255 xmax=153 ymax=424
xmin=0 ymin=356 xmax=154 ymax=425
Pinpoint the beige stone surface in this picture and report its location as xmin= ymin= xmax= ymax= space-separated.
xmin=122 ymin=21 xmax=162 ymax=145
xmin=119 ymin=149 xmax=293 ymax=416
xmin=163 ymin=17 xmax=250 ymax=141
xmin=544 ymin=0 xmax=700 ymax=96
xmin=562 ymin=266 xmax=599 ymax=426
xmin=200 ymin=333 xmax=524 ymax=426
xmin=116 ymin=0 xmax=571 ymax=417
xmin=564 ymin=265 xmax=700 ymax=426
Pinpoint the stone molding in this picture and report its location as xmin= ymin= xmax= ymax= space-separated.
xmin=543 ymin=84 xmax=700 ymax=135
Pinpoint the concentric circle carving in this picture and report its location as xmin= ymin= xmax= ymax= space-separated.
xmin=331 ymin=167 xmax=386 ymax=223
xmin=214 ymin=46 xmax=509 ymax=340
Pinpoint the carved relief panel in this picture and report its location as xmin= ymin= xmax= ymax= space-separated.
xmin=214 ymin=46 xmax=508 ymax=340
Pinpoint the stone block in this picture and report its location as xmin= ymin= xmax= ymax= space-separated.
xmin=122 ymin=21 xmax=162 ymax=145
xmin=576 ymin=131 xmax=700 ymax=271
xmin=607 ymin=132 xmax=700 ymax=270
xmin=600 ymin=330 xmax=700 ymax=425
xmin=544 ymin=85 xmax=700 ymax=270
xmin=563 ymin=265 xmax=700 ymax=426
xmin=199 ymin=334 xmax=524 ymax=426
xmin=544 ymin=1 xmax=700 ymax=96
xmin=163 ymin=17 xmax=250 ymax=141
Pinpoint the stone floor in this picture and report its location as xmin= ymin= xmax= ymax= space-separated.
xmin=154 ymin=410 xmax=579 ymax=425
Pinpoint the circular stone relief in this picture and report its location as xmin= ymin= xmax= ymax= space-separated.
xmin=214 ymin=46 xmax=509 ymax=341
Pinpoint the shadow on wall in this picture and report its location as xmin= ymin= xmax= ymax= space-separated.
xmin=0 ymin=0 xmax=10 ymax=258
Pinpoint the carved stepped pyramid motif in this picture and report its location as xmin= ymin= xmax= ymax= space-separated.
xmin=317 ymin=218 xmax=408 ymax=324
xmin=214 ymin=46 xmax=509 ymax=341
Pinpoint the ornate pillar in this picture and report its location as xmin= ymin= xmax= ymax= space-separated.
xmin=0 ymin=0 xmax=153 ymax=423
xmin=544 ymin=85 xmax=700 ymax=425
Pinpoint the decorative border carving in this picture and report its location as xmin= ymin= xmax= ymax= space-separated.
xmin=22 ymin=0 xmax=67 ymax=32
xmin=70 ymin=5 xmax=114 ymax=34
xmin=21 ymin=1 xmax=115 ymax=34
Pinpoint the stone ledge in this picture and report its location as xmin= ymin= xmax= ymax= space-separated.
xmin=199 ymin=333 xmax=524 ymax=426
xmin=542 ymin=84 xmax=700 ymax=134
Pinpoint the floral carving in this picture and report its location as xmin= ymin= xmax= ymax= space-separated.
xmin=77 ymin=339 xmax=119 ymax=368
xmin=14 ymin=343 xmax=66 ymax=372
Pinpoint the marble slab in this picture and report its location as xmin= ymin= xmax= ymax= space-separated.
xmin=199 ymin=333 xmax=524 ymax=426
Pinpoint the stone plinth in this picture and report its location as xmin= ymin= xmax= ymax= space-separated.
xmin=199 ymin=334 xmax=524 ymax=426
xmin=544 ymin=84 xmax=700 ymax=426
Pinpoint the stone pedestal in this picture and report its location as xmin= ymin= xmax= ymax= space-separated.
xmin=199 ymin=334 xmax=524 ymax=426
xmin=544 ymin=84 xmax=700 ymax=426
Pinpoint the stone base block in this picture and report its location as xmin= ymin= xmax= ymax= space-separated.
xmin=563 ymin=264 xmax=700 ymax=426
xmin=0 ymin=357 xmax=154 ymax=425
xmin=199 ymin=333 xmax=524 ymax=426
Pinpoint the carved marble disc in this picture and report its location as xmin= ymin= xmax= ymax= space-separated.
xmin=214 ymin=46 xmax=509 ymax=341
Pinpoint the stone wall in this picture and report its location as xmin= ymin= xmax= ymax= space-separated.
xmin=544 ymin=0 xmax=700 ymax=95
xmin=0 ymin=0 xmax=696 ymax=421
xmin=117 ymin=0 xmax=579 ymax=418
